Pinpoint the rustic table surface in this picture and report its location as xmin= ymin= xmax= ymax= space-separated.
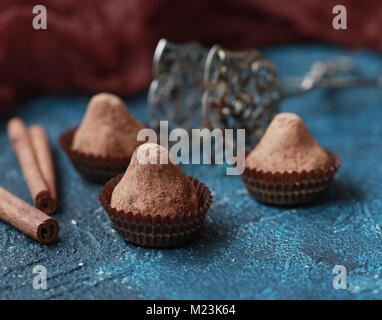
xmin=1 ymin=45 xmax=382 ymax=299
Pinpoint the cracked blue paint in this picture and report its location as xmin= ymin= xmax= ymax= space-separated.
xmin=0 ymin=45 xmax=382 ymax=299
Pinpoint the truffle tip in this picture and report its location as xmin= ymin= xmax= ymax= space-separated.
xmin=135 ymin=143 xmax=174 ymax=165
xmin=87 ymin=92 xmax=125 ymax=112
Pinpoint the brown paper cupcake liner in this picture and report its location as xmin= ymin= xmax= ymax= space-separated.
xmin=241 ymin=149 xmax=342 ymax=206
xmin=59 ymin=127 xmax=133 ymax=183
xmin=99 ymin=174 xmax=212 ymax=248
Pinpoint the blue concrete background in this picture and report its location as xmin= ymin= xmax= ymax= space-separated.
xmin=0 ymin=45 xmax=382 ymax=300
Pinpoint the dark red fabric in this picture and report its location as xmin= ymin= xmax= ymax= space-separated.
xmin=0 ymin=0 xmax=381 ymax=114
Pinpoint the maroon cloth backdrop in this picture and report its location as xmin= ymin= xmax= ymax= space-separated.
xmin=0 ymin=0 xmax=381 ymax=114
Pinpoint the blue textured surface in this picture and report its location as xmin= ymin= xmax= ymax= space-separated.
xmin=1 ymin=45 xmax=382 ymax=300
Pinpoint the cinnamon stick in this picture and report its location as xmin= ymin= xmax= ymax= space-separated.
xmin=7 ymin=118 xmax=56 ymax=214
xmin=0 ymin=186 xmax=59 ymax=244
xmin=29 ymin=125 xmax=57 ymax=207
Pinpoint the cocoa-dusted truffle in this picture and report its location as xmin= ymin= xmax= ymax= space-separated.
xmin=246 ymin=112 xmax=333 ymax=173
xmin=72 ymin=93 xmax=145 ymax=158
xmin=99 ymin=142 xmax=212 ymax=247
xmin=241 ymin=112 xmax=341 ymax=206
xmin=110 ymin=143 xmax=199 ymax=216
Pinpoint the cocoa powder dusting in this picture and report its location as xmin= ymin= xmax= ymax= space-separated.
xmin=246 ymin=113 xmax=333 ymax=173
xmin=72 ymin=93 xmax=145 ymax=157
xmin=110 ymin=143 xmax=199 ymax=217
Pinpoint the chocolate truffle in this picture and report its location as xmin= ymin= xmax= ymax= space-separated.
xmin=72 ymin=93 xmax=145 ymax=158
xmin=246 ymin=113 xmax=333 ymax=173
xmin=110 ymin=143 xmax=199 ymax=216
